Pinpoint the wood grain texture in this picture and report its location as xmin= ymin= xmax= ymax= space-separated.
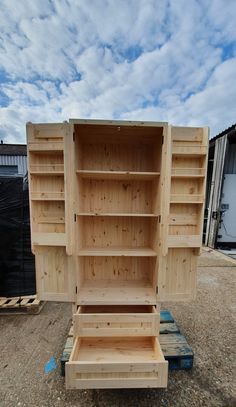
xmin=27 ymin=120 xmax=208 ymax=389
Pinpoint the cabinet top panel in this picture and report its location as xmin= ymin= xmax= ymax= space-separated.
xmin=69 ymin=119 xmax=168 ymax=127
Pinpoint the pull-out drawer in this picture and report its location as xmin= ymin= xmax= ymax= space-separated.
xmin=74 ymin=305 xmax=159 ymax=337
xmin=66 ymin=336 xmax=168 ymax=389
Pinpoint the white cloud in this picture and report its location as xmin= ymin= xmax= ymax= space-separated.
xmin=0 ymin=0 xmax=235 ymax=143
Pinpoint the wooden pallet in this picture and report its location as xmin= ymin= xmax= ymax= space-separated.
xmin=0 ymin=295 xmax=45 ymax=315
xmin=61 ymin=310 xmax=194 ymax=376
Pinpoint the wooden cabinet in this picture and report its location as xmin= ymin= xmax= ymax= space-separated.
xmin=27 ymin=120 xmax=208 ymax=389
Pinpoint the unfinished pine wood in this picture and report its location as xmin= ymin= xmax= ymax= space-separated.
xmin=35 ymin=246 xmax=74 ymax=302
xmin=78 ymin=216 xmax=156 ymax=250
xmin=76 ymin=256 xmax=157 ymax=305
xmin=66 ymin=336 xmax=168 ymax=389
xmin=77 ymin=170 xmax=160 ymax=180
xmin=78 ymin=178 xmax=158 ymax=214
xmin=158 ymin=248 xmax=198 ymax=301
xmin=74 ymin=305 xmax=159 ymax=337
xmin=27 ymin=120 xmax=208 ymax=390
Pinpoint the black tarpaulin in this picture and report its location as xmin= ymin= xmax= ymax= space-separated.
xmin=0 ymin=175 xmax=36 ymax=297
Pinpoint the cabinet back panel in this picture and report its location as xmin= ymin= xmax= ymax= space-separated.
xmin=79 ymin=142 xmax=157 ymax=172
xmin=80 ymin=179 xmax=154 ymax=214
xmin=80 ymin=217 xmax=154 ymax=248
xmin=80 ymin=257 xmax=155 ymax=282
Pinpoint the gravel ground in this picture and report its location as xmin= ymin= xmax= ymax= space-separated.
xmin=0 ymin=249 xmax=235 ymax=407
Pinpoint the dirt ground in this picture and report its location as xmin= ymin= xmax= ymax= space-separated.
xmin=0 ymin=248 xmax=235 ymax=407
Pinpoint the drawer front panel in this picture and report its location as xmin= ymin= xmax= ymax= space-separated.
xmin=74 ymin=306 xmax=159 ymax=337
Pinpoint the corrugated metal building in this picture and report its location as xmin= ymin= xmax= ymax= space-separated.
xmin=204 ymin=124 xmax=236 ymax=248
xmin=0 ymin=143 xmax=27 ymax=175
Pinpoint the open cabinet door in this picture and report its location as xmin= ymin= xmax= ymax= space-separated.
xmin=158 ymin=126 xmax=208 ymax=301
xmin=35 ymin=247 xmax=75 ymax=301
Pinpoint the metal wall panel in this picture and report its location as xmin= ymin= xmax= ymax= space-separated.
xmin=0 ymin=155 xmax=27 ymax=175
xmin=224 ymin=144 xmax=236 ymax=174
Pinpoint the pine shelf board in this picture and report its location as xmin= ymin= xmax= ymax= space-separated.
xmin=172 ymin=152 xmax=207 ymax=157
xmin=31 ymin=197 xmax=65 ymax=201
xmin=77 ymin=280 xmax=156 ymax=305
xmin=170 ymin=200 xmax=204 ymax=204
xmin=37 ymin=217 xmax=65 ymax=224
xmin=31 ymin=192 xmax=65 ymax=201
xmin=28 ymin=142 xmax=64 ymax=152
xmin=30 ymin=171 xmax=64 ymax=176
xmin=77 ymin=247 xmax=157 ymax=257
xmin=171 ymin=174 xmax=205 ymax=179
xmin=170 ymin=194 xmax=204 ymax=204
xmin=77 ymin=212 xmax=158 ymax=217
xmin=171 ymin=168 xmax=205 ymax=175
xmin=76 ymin=170 xmax=160 ymax=180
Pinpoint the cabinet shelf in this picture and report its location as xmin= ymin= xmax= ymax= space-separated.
xmin=172 ymin=145 xmax=207 ymax=156
xmin=171 ymin=168 xmax=205 ymax=176
xmin=30 ymin=171 xmax=64 ymax=176
xmin=170 ymin=194 xmax=204 ymax=204
xmin=76 ymin=170 xmax=160 ymax=180
xmin=170 ymin=200 xmax=204 ymax=204
xmin=78 ymin=247 xmax=157 ymax=257
xmin=37 ymin=217 xmax=65 ymax=224
xmin=77 ymin=212 xmax=158 ymax=217
xmin=77 ymin=280 xmax=156 ymax=305
xmin=171 ymin=174 xmax=204 ymax=179
xmin=28 ymin=142 xmax=64 ymax=152
xmin=31 ymin=192 xmax=64 ymax=201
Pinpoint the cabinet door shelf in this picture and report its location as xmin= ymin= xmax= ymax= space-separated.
xmin=30 ymin=171 xmax=64 ymax=176
xmin=76 ymin=170 xmax=160 ymax=180
xmin=28 ymin=142 xmax=64 ymax=152
xmin=171 ymin=174 xmax=204 ymax=179
xmin=77 ymin=280 xmax=156 ymax=305
xmin=31 ymin=192 xmax=64 ymax=201
xmin=171 ymin=168 xmax=205 ymax=176
xmin=37 ymin=217 xmax=65 ymax=224
xmin=172 ymin=145 xmax=207 ymax=156
xmin=77 ymin=247 xmax=157 ymax=257
xmin=170 ymin=194 xmax=204 ymax=204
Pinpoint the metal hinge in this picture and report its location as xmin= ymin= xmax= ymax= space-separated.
xmin=158 ymin=215 xmax=161 ymax=223
xmin=74 ymin=214 xmax=76 ymax=222
xmin=75 ymin=286 xmax=77 ymax=294
xmin=156 ymin=286 xmax=158 ymax=294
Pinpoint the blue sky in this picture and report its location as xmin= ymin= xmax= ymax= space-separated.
xmin=0 ymin=0 xmax=236 ymax=143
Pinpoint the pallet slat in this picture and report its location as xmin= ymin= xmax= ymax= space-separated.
xmin=0 ymin=295 xmax=44 ymax=315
